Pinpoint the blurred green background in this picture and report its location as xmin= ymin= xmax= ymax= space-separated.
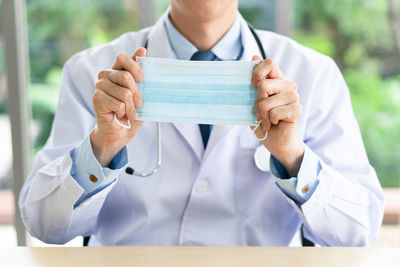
xmin=0 ymin=0 xmax=399 ymax=187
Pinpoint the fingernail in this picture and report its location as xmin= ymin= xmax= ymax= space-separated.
xmin=138 ymin=74 xmax=144 ymax=82
xmin=135 ymin=98 xmax=141 ymax=108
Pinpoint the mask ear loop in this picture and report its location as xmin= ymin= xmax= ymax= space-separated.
xmin=114 ymin=113 xmax=131 ymax=129
xmin=252 ymin=120 xmax=268 ymax=141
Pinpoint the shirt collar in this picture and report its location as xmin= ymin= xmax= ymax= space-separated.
xmin=164 ymin=12 xmax=242 ymax=61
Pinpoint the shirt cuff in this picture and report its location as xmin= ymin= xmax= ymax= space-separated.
xmin=270 ymin=145 xmax=321 ymax=204
xmin=70 ymin=135 xmax=128 ymax=206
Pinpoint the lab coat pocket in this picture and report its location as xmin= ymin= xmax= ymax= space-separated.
xmin=234 ymin=130 xmax=287 ymax=217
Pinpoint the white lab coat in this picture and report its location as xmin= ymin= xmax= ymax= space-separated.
xmin=19 ymin=13 xmax=384 ymax=246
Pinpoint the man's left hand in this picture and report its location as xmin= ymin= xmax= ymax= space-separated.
xmin=251 ymin=56 xmax=305 ymax=177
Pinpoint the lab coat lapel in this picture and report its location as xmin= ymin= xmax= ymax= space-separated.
xmin=172 ymin=122 xmax=205 ymax=161
xmin=146 ymin=12 xmax=204 ymax=162
xmin=202 ymin=125 xmax=234 ymax=164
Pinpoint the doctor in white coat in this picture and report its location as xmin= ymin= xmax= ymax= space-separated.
xmin=19 ymin=0 xmax=384 ymax=246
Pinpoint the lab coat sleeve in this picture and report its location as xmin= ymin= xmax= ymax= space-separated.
xmin=18 ymin=55 xmax=121 ymax=244
xmin=274 ymin=58 xmax=385 ymax=246
xmin=70 ymin=135 xmax=127 ymax=207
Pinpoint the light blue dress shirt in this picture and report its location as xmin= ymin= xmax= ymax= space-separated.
xmin=70 ymin=13 xmax=320 ymax=206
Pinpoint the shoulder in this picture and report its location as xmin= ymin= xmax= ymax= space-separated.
xmin=254 ymin=30 xmax=344 ymax=93
xmin=253 ymin=30 xmax=350 ymax=123
xmin=254 ymin=30 xmax=336 ymax=76
xmin=64 ymin=27 xmax=151 ymax=78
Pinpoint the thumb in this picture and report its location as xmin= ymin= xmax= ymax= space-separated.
xmin=252 ymin=55 xmax=262 ymax=62
xmin=132 ymin=47 xmax=147 ymax=61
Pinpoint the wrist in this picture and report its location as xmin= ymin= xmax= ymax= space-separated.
xmin=272 ymin=139 xmax=305 ymax=177
xmin=90 ymin=128 xmax=123 ymax=167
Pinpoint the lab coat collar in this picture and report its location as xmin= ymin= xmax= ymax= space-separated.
xmin=145 ymin=11 xmax=261 ymax=163
xmin=239 ymin=13 xmax=263 ymax=61
xmin=146 ymin=12 xmax=176 ymax=60
xmin=146 ymin=11 xmax=262 ymax=59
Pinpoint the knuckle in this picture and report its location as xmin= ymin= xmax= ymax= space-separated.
xmin=258 ymin=100 xmax=271 ymax=115
xmin=294 ymin=92 xmax=300 ymax=102
xmin=269 ymin=110 xmax=278 ymax=123
xmin=287 ymin=80 xmax=297 ymax=91
xmin=98 ymin=70 xmax=108 ymax=80
xmin=258 ymin=79 xmax=268 ymax=89
xmin=256 ymin=79 xmax=265 ymax=91
xmin=266 ymin=58 xmax=276 ymax=69
xmin=116 ymin=53 xmax=127 ymax=62
xmin=259 ymin=82 xmax=271 ymax=97
xmin=122 ymin=89 xmax=132 ymax=102
xmin=258 ymin=100 xmax=267 ymax=111
xmin=132 ymin=60 xmax=140 ymax=70
xmin=120 ymin=71 xmax=132 ymax=84
xmin=118 ymin=102 xmax=125 ymax=112
xmin=255 ymin=71 xmax=265 ymax=81
xmin=92 ymin=90 xmax=101 ymax=103
xmin=288 ymin=90 xmax=299 ymax=101
xmin=296 ymin=103 xmax=302 ymax=115
xmin=95 ymin=79 xmax=106 ymax=90
xmin=270 ymin=108 xmax=278 ymax=118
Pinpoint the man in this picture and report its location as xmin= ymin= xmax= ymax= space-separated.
xmin=19 ymin=0 xmax=384 ymax=246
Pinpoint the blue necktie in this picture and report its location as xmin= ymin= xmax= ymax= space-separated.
xmin=190 ymin=51 xmax=217 ymax=148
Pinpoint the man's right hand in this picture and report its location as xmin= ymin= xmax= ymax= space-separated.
xmin=90 ymin=48 xmax=146 ymax=167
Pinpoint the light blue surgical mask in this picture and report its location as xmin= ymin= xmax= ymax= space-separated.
xmin=134 ymin=57 xmax=259 ymax=126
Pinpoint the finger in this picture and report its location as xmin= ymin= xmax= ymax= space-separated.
xmin=257 ymin=79 xmax=297 ymax=99
xmin=259 ymin=90 xmax=299 ymax=114
xmin=252 ymin=55 xmax=262 ymax=62
xmin=93 ymin=89 xmax=127 ymax=120
xmin=251 ymin=55 xmax=263 ymax=90
xmin=98 ymin=69 xmax=112 ymax=80
xmin=95 ymin=79 xmax=136 ymax=121
xmin=255 ymin=79 xmax=287 ymax=117
xmin=258 ymin=90 xmax=299 ymax=131
xmin=112 ymin=53 xmax=144 ymax=83
xmin=108 ymin=70 xmax=143 ymax=108
xmin=258 ymin=100 xmax=271 ymax=132
xmin=251 ymin=59 xmax=284 ymax=88
xmin=132 ymin=47 xmax=147 ymax=61
xmin=269 ymin=103 xmax=302 ymax=125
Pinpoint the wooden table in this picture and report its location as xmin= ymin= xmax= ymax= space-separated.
xmin=0 ymin=247 xmax=399 ymax=267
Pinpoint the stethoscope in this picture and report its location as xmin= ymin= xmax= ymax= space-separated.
xmin=123 ymin=22 xmax=269 ymax=177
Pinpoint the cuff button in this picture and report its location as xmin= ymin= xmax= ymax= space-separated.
xmin=302 ymin=185 xmax=310 ymax=193
xmin=90 ymin=175 xmax=98 ymax=183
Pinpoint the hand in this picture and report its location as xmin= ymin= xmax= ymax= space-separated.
xmin=91 ymin=48 xmax=146 ymax=167
xmin=251 ymin=57 xmax=305 ymax=177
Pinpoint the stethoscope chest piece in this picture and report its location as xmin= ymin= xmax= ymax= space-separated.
xmin=254 ymin=145 xmax=271 ymax=172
